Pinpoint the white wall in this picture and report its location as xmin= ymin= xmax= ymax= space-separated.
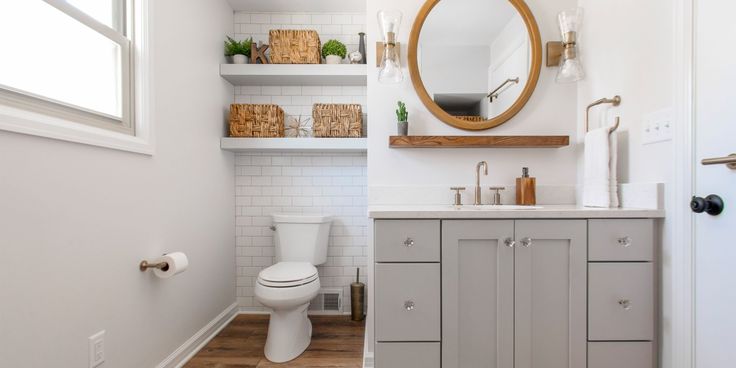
xmin=420 ymin=45 xmax=490 ymax=95
xmin=367 ymin=0 xmax=578 ymax=190
xmin=234 ymin=152 xmax=368 ymax=313
xmin=0 ymin=1 xmax=236 ymax=367
xmin=577 ymin=0 xmax=674 ymax=366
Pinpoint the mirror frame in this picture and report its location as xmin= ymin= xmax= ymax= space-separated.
xmin=408 ymin=0 xmax=542 ymax=131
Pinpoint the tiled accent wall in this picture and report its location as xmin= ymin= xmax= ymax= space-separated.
xmin=235 ymin=152 xmax=368 ymax=313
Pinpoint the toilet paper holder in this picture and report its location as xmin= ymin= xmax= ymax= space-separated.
xmin=139 ymin=260 xmax=169 ymax=272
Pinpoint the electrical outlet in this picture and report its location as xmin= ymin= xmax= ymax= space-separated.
xmin=642 ymin=108 xmax=673 ymax=144
xmin=88 ymin=331 xmax=105 ymax=367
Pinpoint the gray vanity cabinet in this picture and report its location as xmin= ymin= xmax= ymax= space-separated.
xmin=441 ymin=220 xmax=586 ymax=368
xmin=373 ymin=217 xmax=656 ymax=368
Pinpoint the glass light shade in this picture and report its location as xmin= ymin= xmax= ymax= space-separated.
xmin=557 ymin=7 xmax=583 ymax=36
xmin=377 ymin=10 xmax=403 ymax=84
xmin=556 ymin=57 xmax=585 ymax=83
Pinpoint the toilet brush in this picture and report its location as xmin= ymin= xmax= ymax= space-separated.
xmin=350 ymin=268 xmax=365 ymax=321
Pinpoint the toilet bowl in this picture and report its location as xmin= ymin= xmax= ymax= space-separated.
xmin=254 ymin=214 xmax=332 ymax=363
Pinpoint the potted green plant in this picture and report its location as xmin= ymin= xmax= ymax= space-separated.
xmin=396 ymin=101 xmax=408 ymax=136
xmin=224 ymin=36 xmax=252 ymax=64
xmin=322 ymin=39 xmax=347 ymax=64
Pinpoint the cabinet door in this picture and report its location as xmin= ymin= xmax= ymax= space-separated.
xmin=515 ymin=220 xmax=587 ymax=368
xmin=442 ymin=220 xmax=514 ymax=368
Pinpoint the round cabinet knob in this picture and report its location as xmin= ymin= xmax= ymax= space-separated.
xmin=520 ymin=237 xmax=533 ymax=248
xmin=617 ymin=236 xmax=632 ymax=247
xmin=403 ymin=237 xmax=415 ymax=247
xmin=404 ymin=300 xmax=415 ymax=311
xmin=504 ymin=238 xmax=516 ymax=248
xmin=618 ymin=299 xmax=632 ymax=310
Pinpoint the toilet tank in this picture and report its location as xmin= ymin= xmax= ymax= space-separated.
xmin=272 ymin=214 xmax=332 ymax=265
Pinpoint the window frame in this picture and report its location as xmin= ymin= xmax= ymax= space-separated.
xmin=0 ymin=0 xmax=154 ymax=155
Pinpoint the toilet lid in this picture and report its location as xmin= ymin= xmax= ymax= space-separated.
xmin=257 ymin=262 xmax=318 ymax=288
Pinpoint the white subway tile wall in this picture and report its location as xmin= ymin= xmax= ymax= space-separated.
xmin=235 ymin=152 xmax=368 ymax=312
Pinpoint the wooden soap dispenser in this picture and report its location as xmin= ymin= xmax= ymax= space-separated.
xmin=516 ymin=167 xmax=536 ymax=205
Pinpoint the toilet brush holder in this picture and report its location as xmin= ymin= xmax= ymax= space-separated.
xmin=350 ymin=268 xmax=365 ymax=321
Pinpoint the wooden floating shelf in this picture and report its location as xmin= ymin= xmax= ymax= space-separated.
xmin=221 ymin=137 xmax=367 ymax=152
xmin=220 ymin=64 xmax=367 ymax=86
xmin=389 ymin=135 xmax=570 ymax=148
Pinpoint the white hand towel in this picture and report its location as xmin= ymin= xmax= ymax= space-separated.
xmin=583 ymin=128 xmax=619 ymax=207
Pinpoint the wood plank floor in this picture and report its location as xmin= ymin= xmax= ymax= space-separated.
xmin=184 ymin=314 xmax=365 ymax=368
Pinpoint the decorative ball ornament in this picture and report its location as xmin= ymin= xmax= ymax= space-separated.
xmin=349 ymin=51 xmax=363 ymax=64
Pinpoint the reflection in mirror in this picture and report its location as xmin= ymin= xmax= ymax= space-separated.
xmin=417 ymin=0 xmax=531 ymax=121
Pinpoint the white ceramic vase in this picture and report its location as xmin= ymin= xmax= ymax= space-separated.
xmin=325 ymin=55 xmax=342 ymax=65
xmin=232 ymin=54 xmax=247 ymax=64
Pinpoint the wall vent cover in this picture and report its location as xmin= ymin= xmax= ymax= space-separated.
xmin=309 ymin=288 xmax=343 ymax=313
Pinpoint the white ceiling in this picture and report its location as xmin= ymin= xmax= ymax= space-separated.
xmin=227 ymin=0 xmax=365 ymax=13
xmin=420 ymin=0 xmax=518 ymax=46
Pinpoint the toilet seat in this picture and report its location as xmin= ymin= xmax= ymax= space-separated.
xmin=257 ymin=262 xmax=318 ymax=288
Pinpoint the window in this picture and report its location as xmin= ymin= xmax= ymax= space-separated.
xmin=0 ymin=0 xmax=151 ymax=153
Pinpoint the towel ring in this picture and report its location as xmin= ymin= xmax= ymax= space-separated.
xmin=585 ymin=95 xmax=621 ymax=134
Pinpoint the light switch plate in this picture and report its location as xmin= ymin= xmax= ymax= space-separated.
xmin=89 ymin=330 xmax=105 ymax=367
xmin=642 ymin=108 xmax=673 ymax=145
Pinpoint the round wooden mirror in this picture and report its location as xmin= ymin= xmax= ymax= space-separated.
xmin=408 ymin=0 xmax=542 ymax=130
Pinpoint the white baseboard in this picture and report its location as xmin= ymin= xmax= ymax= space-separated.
xmin=363 ymin=352 xmax=374 ymax=368
xmin=155 ymin=301 xmax=239 ymax=368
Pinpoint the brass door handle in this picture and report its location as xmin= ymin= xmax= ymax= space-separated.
xmin=701 ymin=153 xmax=736 ymax=169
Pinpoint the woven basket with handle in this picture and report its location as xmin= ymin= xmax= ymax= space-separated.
xmin=269 ymin=30 xmax=321 ymax=64
xmin=312 ymin=104 xmax=363 ymax=138
xmin=229 ymin=104 xmax=285 ymax=137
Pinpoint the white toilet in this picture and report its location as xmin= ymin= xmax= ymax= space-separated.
xmin=254 ymin=213 xmax=332 ymax=363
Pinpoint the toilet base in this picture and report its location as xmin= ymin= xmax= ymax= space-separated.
xmin=264 ymin=302 xmax=313 ymax=363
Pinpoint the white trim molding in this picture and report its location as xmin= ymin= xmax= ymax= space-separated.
xmin=671 ymin=0 xmax=695 ymax=367
xmin=0 ymin=0 xmax=154 ymax=155
xmin=155 ymin=302 xmax=239 ymax=368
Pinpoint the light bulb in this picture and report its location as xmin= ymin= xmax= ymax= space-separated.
xmin=377 ymin=10 xmax=403 ymax=84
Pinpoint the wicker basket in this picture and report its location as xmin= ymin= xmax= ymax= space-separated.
xmin=269 ymin=30 xmax=321 ymax=64
xmin=229 ymin=104 xmax=285 ymax=137
xmin=312 ymin=104 xmax=363 ymax=138
xmin=456 ymin=115 xmax=485 ymax=122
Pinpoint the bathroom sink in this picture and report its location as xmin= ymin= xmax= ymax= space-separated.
xmin=452 ymin=205 xmax=543 ymax=210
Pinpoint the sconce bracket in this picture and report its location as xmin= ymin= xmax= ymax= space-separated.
xmin=546 ymin=41 xmax=563 ymax=66
xmin=375 ymin=41 xmax=401 ymax=67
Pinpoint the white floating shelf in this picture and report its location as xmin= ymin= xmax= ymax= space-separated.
xmin=220 ymin=64 xmax=368 ymax=86
xmin=221 ymin=137 xmax=367 ymax=152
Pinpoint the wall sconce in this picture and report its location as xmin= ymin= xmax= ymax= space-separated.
xmin=377 ymin=9 xmax=403 ymax=84
xmin=546 ymin=8 xmax=584 ymax=83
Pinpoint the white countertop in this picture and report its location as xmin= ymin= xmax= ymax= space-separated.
xmin=368 ymin=205 xmax=665 ymax=219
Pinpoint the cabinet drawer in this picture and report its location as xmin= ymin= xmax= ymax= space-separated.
xmin=375 ymin=263 xmax=441 ymax=341
xmin=589 ymin=263 xmax=654 ymax=340
xmin=589 ymin=219 xmax=654 ymax=261
xmin=589 ymin=342 xmax=654 ymax=368
xmin=375 ymin=220 xmax=440 ymax=262
xmin=375 ymin=342 xmax=441 ymax=368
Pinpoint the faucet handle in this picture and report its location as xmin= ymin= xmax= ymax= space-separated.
xmin=488 ymin=187 xmax=506 ymax=205
xmin=450 ymin=187 xmax=466 ymax=206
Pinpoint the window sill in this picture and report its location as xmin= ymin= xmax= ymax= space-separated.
xmin=0 ymin=103 xmax=154 ymax=155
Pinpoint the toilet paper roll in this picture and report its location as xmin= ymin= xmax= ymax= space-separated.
xmin=153 ymin=252 xmax=189 ymax=279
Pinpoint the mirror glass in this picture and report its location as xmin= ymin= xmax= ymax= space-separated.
xmin=417 ymin=0 xmax=533 ymax=124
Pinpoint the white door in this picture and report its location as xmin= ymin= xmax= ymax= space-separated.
xmin=693 ymin=0 xmax=736 ymax=365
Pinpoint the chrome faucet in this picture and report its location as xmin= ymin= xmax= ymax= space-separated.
xmin=474 ymin=161 xmax=488 ymax=205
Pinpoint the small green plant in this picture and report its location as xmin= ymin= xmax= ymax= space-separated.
xmin=396 ymin=101 xmax=408 ymax=122
xmin=224 ymin=36 xmax=252 ymax=57
xmin=321 ymin=39 xmax=347 ymax=59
